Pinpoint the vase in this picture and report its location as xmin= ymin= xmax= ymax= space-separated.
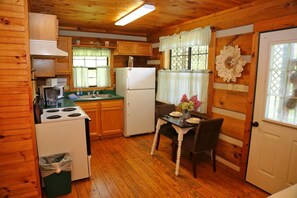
xmin=182 ymin=110 xmax=191 ymax=119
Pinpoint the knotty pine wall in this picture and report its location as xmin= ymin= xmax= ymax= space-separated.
xmin=0 ymin=0 xmax=41 ymax=197
xmin=147 ymin=0 xmax=297 ymax=178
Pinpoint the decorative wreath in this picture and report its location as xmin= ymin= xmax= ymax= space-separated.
xmin=286 ymin=71 xmax=297 ymax=109
xmin=215 ymin=45 xmax=246 ymax=82
xmin=285 ymin=98 xmax=297 ymax=109
xmin=289 ymin=71 xmax=297 ymax=84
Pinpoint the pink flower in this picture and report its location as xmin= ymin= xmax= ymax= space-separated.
xmin=180 ymin=94 xmax=188 ymax=103
xmin=178 ymin=94 xmax=202 ymax=112
xmin=189 ymin=95 xmax=202 ymax=111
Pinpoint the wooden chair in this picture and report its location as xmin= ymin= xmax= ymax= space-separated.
xmin=172 ymin=118 xmax=224 ymax=178
xmin=155 ymin=103 xmax=177 ymax=150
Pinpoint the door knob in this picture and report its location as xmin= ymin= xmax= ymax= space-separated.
xmin=251 ymin=121 xmax=259 ymax=127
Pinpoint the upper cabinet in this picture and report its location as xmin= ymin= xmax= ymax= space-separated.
xmin=32 ymin=36 xmax=73 ymax=77
xmin=29 ymin=12 xmax=58 ymax=41
xmin=114 ymin=41 xmax=152 ymax=56
xmin=56 ymin=37 xmax=73 ymax=74
xmin=32 ymin=58 xmax=56 ymax=77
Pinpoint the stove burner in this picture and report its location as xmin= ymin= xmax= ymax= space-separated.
xmin=46 ymin=109 xmax=60 ymax=113
xmin=68 ymin=113 xmax=81 ymax=117
xmin=62 ymin=107 xmax=77 ymax=112
xmin=46 ymin=115 xmax=62 ymax=119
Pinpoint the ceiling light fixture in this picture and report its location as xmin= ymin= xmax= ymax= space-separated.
xmin=115 ymin=4 xmax=155 ymax=26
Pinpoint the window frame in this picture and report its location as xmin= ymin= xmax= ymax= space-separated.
xmin=72 ymin=48 xmax=112 ymax=89
xmin=169 ymin=46 xmax=209 ymax=71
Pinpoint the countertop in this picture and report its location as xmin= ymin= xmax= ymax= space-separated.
xmin=51 ymin=91 xmax=124 ymax=108
xmin=72 ymin=94 xmax=124 ymax=102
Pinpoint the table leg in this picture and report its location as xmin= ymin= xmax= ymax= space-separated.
xmin=150 ymin=118 xmax=167 ymax=155
xmin=172 ymin=125 xmax=193 ymax=176
xmin=175 ymin=128 xmax=184 ymax=176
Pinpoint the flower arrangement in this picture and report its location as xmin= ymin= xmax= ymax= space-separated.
xmin=177 ymin=94 xmax=202 ymax=112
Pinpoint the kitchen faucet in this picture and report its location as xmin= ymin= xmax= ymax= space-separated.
xmin=92 ymin=90 xmax=96 ymax=96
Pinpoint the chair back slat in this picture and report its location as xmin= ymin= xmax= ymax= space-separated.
xmin=193 ymin=118 xmax=224 ymax=152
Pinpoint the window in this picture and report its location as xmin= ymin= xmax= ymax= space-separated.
xmin=158 ymin=26 xmax=211 ymax=113
xmin=73 ymin=48 xmax=111 ymax=88
xmin=265 ymin=42 xmax=297 ymax=125
xmin=156 ymin=70 xmax=209 ymax=113
xmin=157 ymin=46 xmax=210 ymax=113
xmin=170 ymin=46 xmax=208 ymax=71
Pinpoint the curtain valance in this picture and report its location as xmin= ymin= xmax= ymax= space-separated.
xmin=73 ymin=47 xmax=111 ymax=57
xmin=159 ymin=26 xmax=211 ymax=52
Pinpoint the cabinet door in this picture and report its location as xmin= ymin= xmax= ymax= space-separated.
xmin=84 ymin=108 xmax=99 ymax=138
xmin=29 ymin=12 xmax=58 ymax=41
xmin=136 ymin=43 xmax=152 ymax=56
xmin=117 ymin=41 xmax=136 ymax=55
xmin=56 ymin=37 xmax=72 ymax=74
xmin=32 ymin=58 xmax=55 ymax=77
xmin=115 ymin=41 xmax=152 ymax=56
xmin=75 ymin=102 xmax=100 ymax=139
xmin=100 ymin=100 xmax=123 ymax=136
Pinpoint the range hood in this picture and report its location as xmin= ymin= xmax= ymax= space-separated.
xmin=30 ymin=39 xmax=68 ymax=56
xmin=29 ymin=12 xmax=68 ymax=57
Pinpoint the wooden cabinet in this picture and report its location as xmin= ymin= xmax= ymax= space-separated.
xmin=32 ymin=36 xmax=72 ymax=86
xmin=75 ymin=102 xmax=100 ymax=139
xmin=75 ymin=99 xmax=123 ymax=139
xmin=29 ymin=12 xmax=58 ymax=40
xmin=101 ymin=100 xmax=123 ymax=136
xmin=56 ymin=37 xmax=72 ymax=74
xmin=32 ymin=58 xmax=56 ymax=77
xmin=136 ymin=42 xmax=153 ymax=56
xmin=115 ymin=41 xmax=152 ymax=56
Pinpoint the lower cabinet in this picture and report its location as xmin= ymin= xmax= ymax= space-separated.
xmin=75 ymin=101 xmax=100 ymax=138
xmin=75 ymin=99 xmax=123 ymax=139
xmin=101 ymin=100 xmax=123 ymax=136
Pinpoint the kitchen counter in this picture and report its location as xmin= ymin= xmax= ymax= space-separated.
xmin=72 ymin=94 xmax=123 ymax=102
xmin=57 ymin=98 xmax=76 ymax=107
xmin=45 ymin=91 xmax=124 ymax=109
xmin=66 ymin=90 xmax=123 ymax=102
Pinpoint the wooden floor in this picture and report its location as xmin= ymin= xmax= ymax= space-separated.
xmin=48 ymin=134 xmax=269 ymax=198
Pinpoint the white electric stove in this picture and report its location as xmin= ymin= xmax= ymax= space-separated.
xmin=41 ymin=106 xmax=89 ymax=123
xmin=35 ymin=106 xmax=91 ymax=181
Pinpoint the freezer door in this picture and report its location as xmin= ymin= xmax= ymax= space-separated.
xmin=124 ymin=89 xmax=155 ymax=136
xmin=127 ymin=68 xmax=155 ymax=90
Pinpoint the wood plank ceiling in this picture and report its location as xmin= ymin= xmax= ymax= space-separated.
xmin=28 ymin=0 xmax=264 ymax=36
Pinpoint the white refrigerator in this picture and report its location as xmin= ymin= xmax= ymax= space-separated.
xmin=116 ymin=67 xmax=156 ymax=137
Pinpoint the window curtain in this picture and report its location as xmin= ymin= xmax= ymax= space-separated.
xmin=156 ymin=70 xmax=209 ymax=113
xmin=73 ymin=67 xmax=89 ymax=88
xmin=159 ymin=34 xmax=180 ymax=52
xmin=73 ymin=47 xmax=111 ymax=88
xmin=180 ymin=26 xmax=211 ymax=48
xmin=159 ymin=26 xmax=211 ymax=52
xmin=96 ymin=67 xmax=111 ymax=87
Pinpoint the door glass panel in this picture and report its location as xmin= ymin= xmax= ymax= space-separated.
xmin=265 ymin=42 xmax=297 ymax=125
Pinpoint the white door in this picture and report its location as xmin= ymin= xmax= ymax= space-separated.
xmin=247 ymin=28 xmax=297 ymax=194
xmin=124 ymin=89 xmax=155 ymax=136
xmin=127 ymin=68 xmax=155 ymax=89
